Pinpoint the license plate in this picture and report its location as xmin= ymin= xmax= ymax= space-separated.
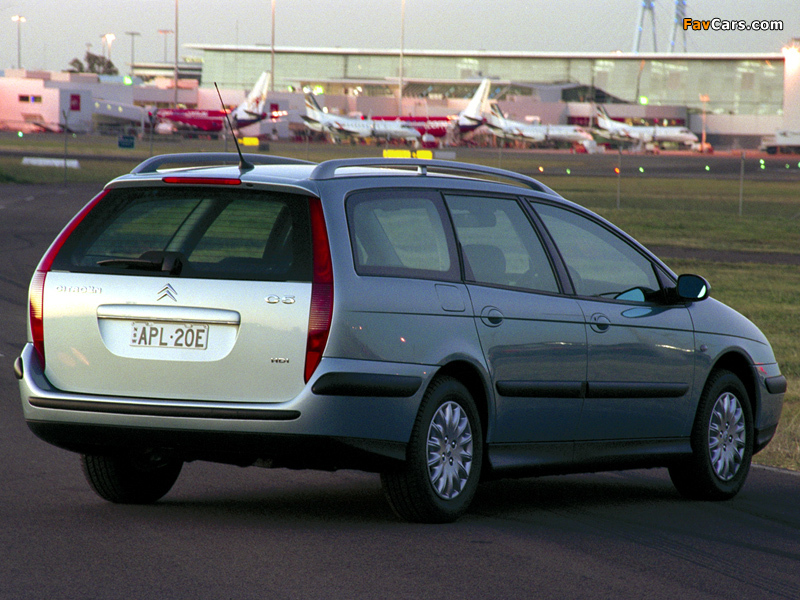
xmin=130 ymin=322 xmax=209 ymax=350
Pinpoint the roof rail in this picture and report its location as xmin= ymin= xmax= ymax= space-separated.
xmin=131 ymin=153 xmax=313 ymax=175
xmin=308 ymin=157 xmax=561 ymax=196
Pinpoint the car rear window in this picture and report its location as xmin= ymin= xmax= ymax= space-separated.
xmin=52 ymin=187 xmax=312 ymax=282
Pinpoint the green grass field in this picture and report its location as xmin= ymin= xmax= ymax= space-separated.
xmin=2 ymin=134 xmax=798 ymax=469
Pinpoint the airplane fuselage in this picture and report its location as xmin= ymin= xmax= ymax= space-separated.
xmin=304 ymin=97 xmax=421 ymax=141
xmin=372 ymin=116 xmax=453 ymax=138
xmin=486 ymin=107 xmax=593 ymax=144
xmin=155 ymin=109 xmax=228 ymax=133
xmin=595 ymin=110 xmax=698 ymax=145
xmin=155 ymin=72 xmax=272 ymax=135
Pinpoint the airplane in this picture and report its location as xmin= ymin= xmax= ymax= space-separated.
xmin=594 ymin=105 xmax=698 ymax=147
xmin=436 ymin=77 xmax=494 ymax=136
xmin=484 ymin=103 xmax=594 ymax=145
xmin=310 ymin=78 xmax=492 ymax=146
xmin=455 ymin=78 xmax=492 ymax=131
xmin=230 ymin=71 xmax=271 ymax=128
xmin=302 ymin=94 xmax=421 ymax=142
xmin=153 ymin=72 xmax=273 ymax=135
xmin=370 ymin=115 xmax=453 ymax=142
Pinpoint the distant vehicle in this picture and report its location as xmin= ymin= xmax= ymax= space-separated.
xmin=15 ymin=153 xmax=786 ymax=523
xmin=594 ymin=105 xmax=699 ymax=148
xmin=153 ymin=72 xmax=272 ymax=136
xmin=302 ymin=94 xmax=421 ymax=142
xmin=690 ymin=141 xmax=714 ymax=154
xmin=485 ymin=103 xmax=594 ymax=145
xmin=759 ymin=131 xmax=800 ymax=155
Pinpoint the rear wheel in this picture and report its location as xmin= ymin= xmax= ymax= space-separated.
xmin=669 ymin=370 xmax=753 ymax=501
xmin=381 ymin=376 xmax=482 ymax=523
xmin=81 ymin=452 xmax=183 ymax=504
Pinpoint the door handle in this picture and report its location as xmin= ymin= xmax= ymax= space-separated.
xmin=480 ymin=306 xmax=504 ymax=327
xmin=590 ymin=313 xmax=611 ymax=333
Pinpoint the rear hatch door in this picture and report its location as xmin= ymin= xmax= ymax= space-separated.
xmin=43 ymin=183 xmax=313 ymax=403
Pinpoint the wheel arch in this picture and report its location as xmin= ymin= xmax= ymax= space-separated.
xmin=433 ymin=360 xmax=492 ymax=445
xmin=708 ymin=351 xmax=758 ymax=422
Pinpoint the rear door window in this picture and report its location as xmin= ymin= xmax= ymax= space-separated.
xmin=52 ymin=187 xmax=312 ymax=282
xmin=347 ymin=190 xmax=459 ymax=281
xmin=445 ymin=194 xmax=559 ymax=293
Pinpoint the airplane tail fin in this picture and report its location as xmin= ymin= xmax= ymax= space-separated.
xmin=465 ymin=79 xmax=491 ymax=119
xmin=230 ymin=72 xmax=271 ymax=126
xmin=305 ymin=93 xmax=324 ymax=114
xmin=458 ymin=78 xmax=491 ymax=126
xmin=490 ymin=103 xmax=506 ymax=123
xmin=245 ymin=72 xmax=270 ymax=108
xmin=594 ymin=104 xmax=612 ymax=126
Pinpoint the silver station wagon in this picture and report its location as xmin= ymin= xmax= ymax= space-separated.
xmin=15 ymin=153 xmax=786 ymax=523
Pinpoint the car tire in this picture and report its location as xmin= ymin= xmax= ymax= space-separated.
xmin=669 ymin=370 xmax=753 ymax=501
xmin=81 ymin=453 xmax=183 ymax=504
xmin=381 ymin=376 xmax=482 ymax=523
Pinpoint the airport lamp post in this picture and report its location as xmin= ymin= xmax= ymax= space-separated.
xmin=699 ymin=94 xmax=709 ymax=152
xmin=12 ymin=15 xmax=26 ymax=69
xmin=270 ymin=0 xmax=275 ymax=92
xmin=158 ymin=29 xmax=173 ymax=63
xmin=398 ymin=0 xmax=405 ymax=116
xmin=125 ymin=31 xmax=141 ymax=78
xmin=173 ymin=0 xmax=179 ymax=107
xmin=101 ymin=33 xmax=116 ymax=63
xmin=62 ymin=110 xmax=69 ymax=186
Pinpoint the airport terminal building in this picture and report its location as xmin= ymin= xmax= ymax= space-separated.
xmin=188 ymin=45 xmax=792 ymax=148
xmin=1 ymin=44 xmax=795 ymax=148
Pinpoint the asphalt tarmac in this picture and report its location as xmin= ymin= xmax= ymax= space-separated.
xmin=2 ymin=180 xmax=799 ymax=600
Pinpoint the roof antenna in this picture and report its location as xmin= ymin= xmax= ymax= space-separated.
xmin=215 ymin=82 xmax=254 ymax=172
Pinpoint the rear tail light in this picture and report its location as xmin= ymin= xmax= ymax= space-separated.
xmin=29 ymin=271 xmax=46 ymax=366
xmin=28 ymin=190 xmax=108 ymax=369
xmin=305 ymin=197 xmax=333 ymax=382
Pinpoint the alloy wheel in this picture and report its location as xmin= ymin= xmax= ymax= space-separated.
xmin=426 ymin=401 xmax=474 ymax=499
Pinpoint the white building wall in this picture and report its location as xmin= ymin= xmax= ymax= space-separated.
xmin=0 ymin=71 xmax=202 ymax=132
xmin=783 ymin=46 xmax=800 ymax=131
xmin=0 ymin=77 xmax=56 ymax=131
xmin=688 ymin=113 xmax=782 ymax=136
xmin=59 ymin=88 xmax=94 ymax=132
xmin=0 ymin=75 xmax=92 ymax=132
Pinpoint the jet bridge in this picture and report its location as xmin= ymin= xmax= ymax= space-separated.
xmin=92 ymin=99 xmax=147 ymax=134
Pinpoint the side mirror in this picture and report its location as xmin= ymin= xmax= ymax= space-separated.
xmin=676 ymin=274 xmax=710 ymax=301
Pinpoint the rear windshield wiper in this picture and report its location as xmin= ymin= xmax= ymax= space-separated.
xmin=97 ymin=251 xmax=185 ymax=275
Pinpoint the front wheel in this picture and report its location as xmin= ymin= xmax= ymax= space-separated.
xmin=381 ymin=376 xmax=483 ymax=523
xmin=81 ymin=452 xmax=183 ymax=504
xmin=669 ymin=370 xmax=753 ymax=501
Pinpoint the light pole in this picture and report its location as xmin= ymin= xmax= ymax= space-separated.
xmin=101 ymin=33 xmax=116 ymax=62
xmin=398 ymin=0 xmax=405 ymax=116
xmin=125 ymin=31 xmax=140 ymax=78
xmin=158 ymin=29 xmax=173 ymax=63
xmin=699 ymin=93 xmax=709 ymax=152
xmin=11 ymin=15 xmax=26 ymax=69
xmin=270 ymin=0 xmax=275 ymax=92
xmin=173 ymin=0 xmax=179 ymax=107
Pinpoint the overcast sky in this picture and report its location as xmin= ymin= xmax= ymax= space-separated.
xmin=3 ymin=0 xmax=799 ymax=73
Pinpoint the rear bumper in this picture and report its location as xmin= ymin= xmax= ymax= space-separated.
xmin=24 ymin=420 xmax=406 ymax=471
xmin=16 ymin=343 xmax=429 ymax=467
